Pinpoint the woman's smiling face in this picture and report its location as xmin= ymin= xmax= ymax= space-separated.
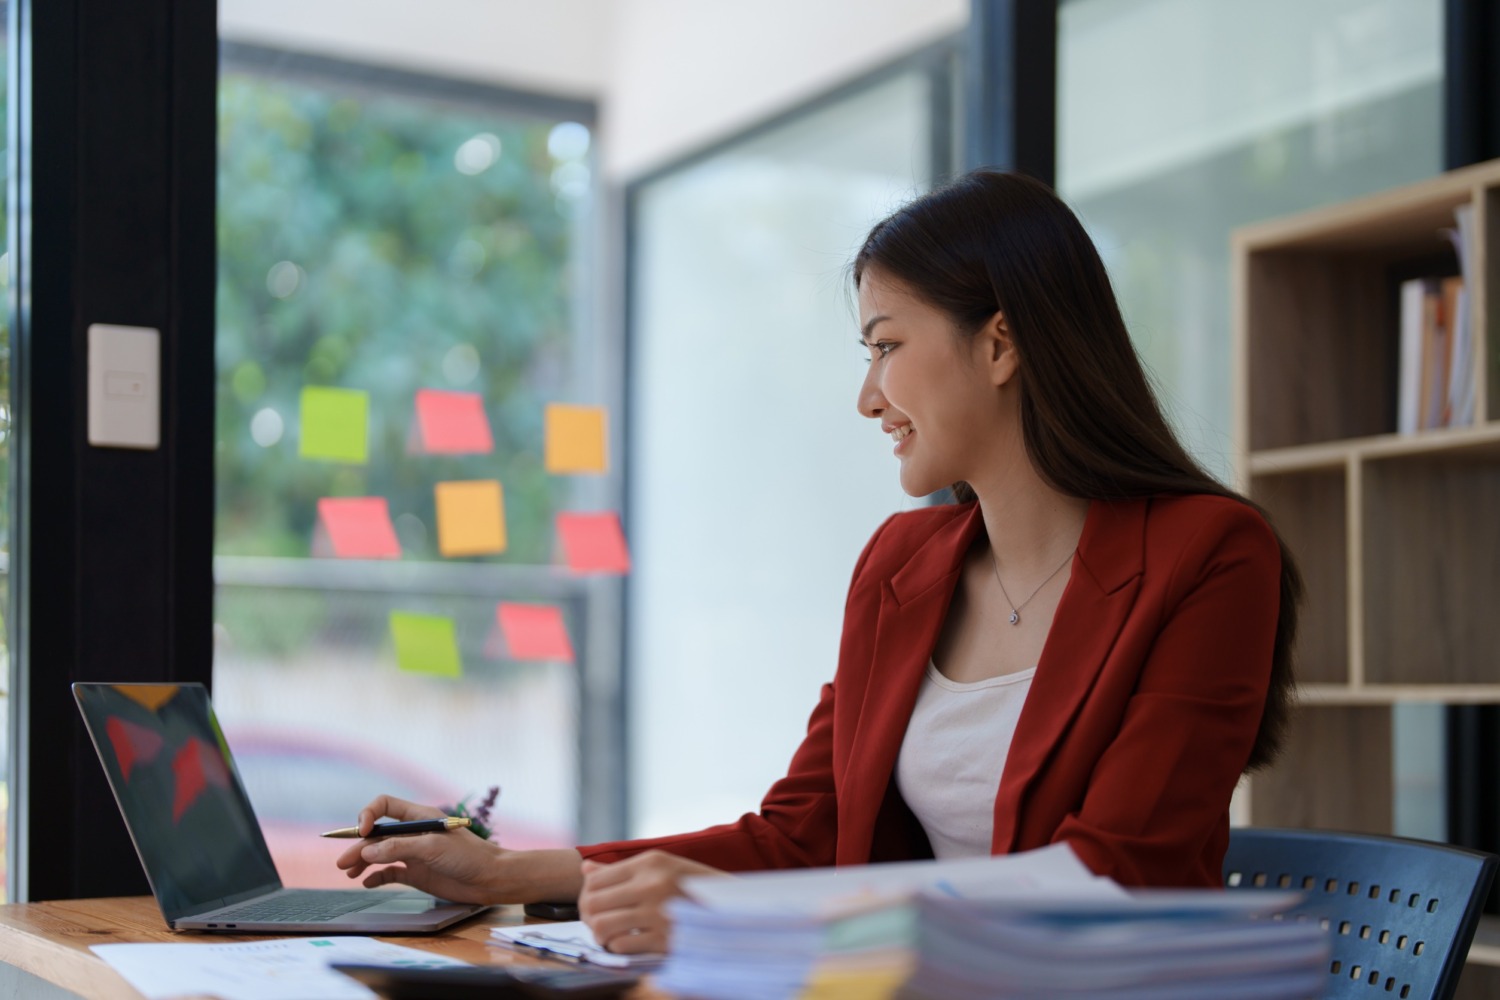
xmin=856 ymin=269 xmax=1013 ymax=498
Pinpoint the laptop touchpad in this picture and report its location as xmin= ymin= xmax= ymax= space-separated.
xmin=362 ymin=896 xmax=438 ymax=914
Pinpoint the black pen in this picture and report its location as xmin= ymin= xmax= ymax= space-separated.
xmin=320 ymin=817 xmax=472 ymax=839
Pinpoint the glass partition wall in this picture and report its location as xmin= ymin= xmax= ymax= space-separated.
xmin=212 ymin=42 xmax=606 ymax=883
xmin=626 ymin=54 xmax=958 ymax=838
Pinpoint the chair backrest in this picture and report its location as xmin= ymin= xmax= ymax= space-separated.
xmin=1224 ymin=827 xmax=1498 ymax=1000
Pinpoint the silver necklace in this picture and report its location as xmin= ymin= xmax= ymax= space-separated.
xmin=990 ymin=548 xmax=1075 ymax=626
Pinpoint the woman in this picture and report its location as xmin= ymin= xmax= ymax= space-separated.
xmin=337 ymin=170 xmax=1301 ymax=955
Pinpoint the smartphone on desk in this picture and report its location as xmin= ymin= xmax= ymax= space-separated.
xmin=332 ymin=962 xmax=639 ymax=1000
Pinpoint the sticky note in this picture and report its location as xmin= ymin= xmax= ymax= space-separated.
xmin=299 ymin=386 xmax=369 ymax=464
xmin=556 ymin=512 xmax=631 ymax=574
xmin=171 ymin=737 xmax=231 ymax=823
xmin=434 ymin=480 xmax=507 ymax=557
xmin=317 ymin=497 xmax=401 ymax=559
xmin=545 ymin=403 xmax=608 ymax=474
xmin=389 ymin=612 xmax=463 ymax=678
xmin=106 ymin=716 xmax=164 ymax=781
xmin=497 ymin=603 xmax=575 ymax=662
xmin=415 ymin=389 xmax=494 ymax=454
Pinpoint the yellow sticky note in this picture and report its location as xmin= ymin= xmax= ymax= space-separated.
xmin=300 ymin=387 xmax=369 ymax=464
xmin=545 ymin=403 xmax=607 ymax=474
xmin=434 ymin=480 xmax=507 ymax=557
xmin=389 ymin=612 xmax=462 ymax=678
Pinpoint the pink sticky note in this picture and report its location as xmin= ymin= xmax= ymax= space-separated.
xmin=497 ymin=603 xmax=575 ymax=662
xmin=415 ymin=389 xmax=494 ymax=454
xmin=556 ymin=512 xmax=631 ymax=574
xmin=317 ymin=497 xmax=402 ymax=559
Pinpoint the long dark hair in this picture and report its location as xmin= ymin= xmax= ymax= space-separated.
xmin=853 ymin=169 xmax=1300 ymax=772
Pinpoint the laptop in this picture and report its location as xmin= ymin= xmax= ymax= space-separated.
xmin=74 ymin=682 xmax=490 ymax=933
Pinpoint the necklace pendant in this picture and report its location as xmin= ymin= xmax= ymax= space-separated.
xmin=1009 ymin=610 xmax=1020 ymax=626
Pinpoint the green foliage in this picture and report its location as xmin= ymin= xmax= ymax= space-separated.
xmin=215 ymin=73 xmax=585 ymax=575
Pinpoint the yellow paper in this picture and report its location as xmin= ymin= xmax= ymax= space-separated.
xmin=798 ymin=963 xmax=909 ymax=1000
xmin=545 ymin=403 xmax=607 ymax=474
xmin=389 ymin=612 xmax=462 ymax=678
xmin=299 ymin=387 xmax=369 ymax=464
xmin=434 ymin=480 xmax=507 ymax=557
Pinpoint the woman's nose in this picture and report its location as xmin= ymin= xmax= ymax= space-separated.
xmin=857 ymin=366 xmax=885 ymax=420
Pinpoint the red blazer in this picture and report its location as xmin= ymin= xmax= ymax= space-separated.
xmin=581 ymin=495 xmax=1282 ymax=888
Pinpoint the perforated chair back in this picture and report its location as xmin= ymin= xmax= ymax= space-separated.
xmin=1224 ymin=827 xmax=1497 ymax=1000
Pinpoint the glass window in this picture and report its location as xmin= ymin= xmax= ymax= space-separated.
xmin=214 ymin=44 xmax=604 ymax=884
xmin=1057 ymin=0 xmax=1444 ymax=478
xmin=627 ymin=62 xmax=954 ymax=837
xmin=1057 ymin=0 xmax=1444 ymax=835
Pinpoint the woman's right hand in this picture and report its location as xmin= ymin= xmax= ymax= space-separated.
xmin=334 ymin=794 xmax=584 ymax=905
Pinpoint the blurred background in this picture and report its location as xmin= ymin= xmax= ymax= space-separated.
xmin=0 ymin=0 xmax=1455 ymax=894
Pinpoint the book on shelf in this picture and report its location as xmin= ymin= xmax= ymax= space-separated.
xmin=1397 ymin=202 xmax=1474 ymax=434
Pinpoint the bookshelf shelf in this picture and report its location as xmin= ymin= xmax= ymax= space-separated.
xmin=1248 ymin=421 xmax=1500 ymax=476
xmin=1298 ymin=684 xmax=1500 ymax=707
xmin=1233 ymin=160 xmax=1500 ymax=858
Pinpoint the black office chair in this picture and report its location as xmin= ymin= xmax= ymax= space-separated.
xmin=1224 ymin=827 xmax=1498 ymax=1000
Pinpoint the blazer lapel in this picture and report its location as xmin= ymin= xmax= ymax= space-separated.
xmin=992 ymin=498 xmax=1148 ymax=853
xmin=839 ymin=504 xmax=984 ymax=862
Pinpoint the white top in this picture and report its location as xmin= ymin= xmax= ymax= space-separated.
xmin=894 ymin=661 xmax=1037 ymax=859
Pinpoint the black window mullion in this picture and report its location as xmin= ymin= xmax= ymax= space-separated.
xmin=9 ymin=0 xmax=216 ymax=901
xmin=963 ymin=0 xmax=1057 ymax=181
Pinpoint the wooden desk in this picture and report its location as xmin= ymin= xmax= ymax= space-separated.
xmin=0 ymin=896 xmax=663 ymax=999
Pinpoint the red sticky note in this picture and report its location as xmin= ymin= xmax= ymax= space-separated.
xmin=318 ymin=497 xmax=402 ymax=559
xmin=171 ymin=736 xmax=230 ymax=823
xmin=106 ymin=716 xmax=164 ymax=782
xmin=415 ymin=389 xmax=494 ymax=454
xmin=497 ymin=603 xmax=575 ymax=662
xmin=556 ymin=512 xmax=631 ymax=574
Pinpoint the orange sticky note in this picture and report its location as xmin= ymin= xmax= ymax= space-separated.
xmin=497 ymin=603 xmax=575 ymax=662
xmin=556 ymin=512 xmax=631 ymax=574
xmin=415 ymin=389 xmax=494 ymax=454
xmin=317 ymin=497 xmax=402 ymax=559
xmin=434 ymin=480 xmax=507 ymax=557
xmin=545 ymin=403 xmax=608 ymax=474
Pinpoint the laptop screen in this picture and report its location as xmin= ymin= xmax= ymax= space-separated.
xmin=74 ymin=683 xmax=282 ymax=921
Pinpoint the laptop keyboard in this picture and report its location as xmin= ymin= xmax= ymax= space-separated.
xmin=213 ymin=890 xmax=383 ymax=923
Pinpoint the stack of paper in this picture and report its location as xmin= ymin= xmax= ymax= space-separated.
xmin=901 ymin=891 xmax=1328 ymax=1000
xmin=653 ymin=844 xmax=1117 ymax=1000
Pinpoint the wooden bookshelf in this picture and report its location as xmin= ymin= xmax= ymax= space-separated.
xmin=1232 ymin=160 xmax=1500 ymax=982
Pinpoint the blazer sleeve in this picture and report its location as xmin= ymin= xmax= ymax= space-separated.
xmin=1050 ymin=502 xmax=1282 ymax=887
xmin=577 ymin=515 xmax=897 ymax=872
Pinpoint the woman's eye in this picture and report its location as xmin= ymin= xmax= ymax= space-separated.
xmin=873 ymin=342 xmax=895 ymax=358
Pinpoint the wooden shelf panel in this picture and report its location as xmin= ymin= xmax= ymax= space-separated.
xmin=1245 ymin=250 xmax=1402 ymax=451
xmin=1250 ymin=705 xmax=1391 ymax=833
xmin=1249 ymin=421 xmax=1500 ymax=475
xmin=1234 ymin=160 xmax=1499 ymax=253
xmin=1362 ymin=456 xmax=1500 ymax=685
xmin=1467 ymin=915 xmax=1500 ymax=968
xmin=1251 ymin=471 xmax=1347 ymax=685
xmin=1298 ymin=684 xmax=1500 ymax=706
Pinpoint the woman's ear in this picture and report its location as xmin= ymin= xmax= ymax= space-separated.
xmin=979 ymin=310 xmax=1019 ymax=387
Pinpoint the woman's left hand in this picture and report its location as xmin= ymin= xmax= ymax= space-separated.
xmin=577 ymin=850 xmax=727 ymax=954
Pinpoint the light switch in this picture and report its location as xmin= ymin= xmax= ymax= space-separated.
xmin=88 ymin=323 xmax=160 ymax=449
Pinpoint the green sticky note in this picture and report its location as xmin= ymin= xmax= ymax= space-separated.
xmin=300 ymin=387 xmax=369 ymax=463
xmin=389 ymin=612 xmax=462 ymax=678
